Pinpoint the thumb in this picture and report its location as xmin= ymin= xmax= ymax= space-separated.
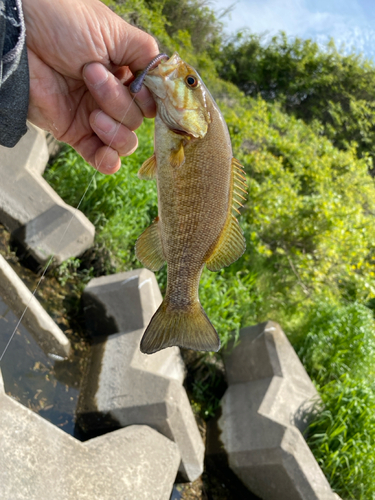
xmin=104 ymin=7 xmax=160 ymax=73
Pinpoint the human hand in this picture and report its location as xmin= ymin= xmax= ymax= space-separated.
xmin=22 ymin=0 xmax=159 ymax=173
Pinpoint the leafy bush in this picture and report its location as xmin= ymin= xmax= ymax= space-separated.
xmin=217 ymin=32 xmax=375 ymax=168
xmin=103 ymin=0 xmax=219 ymax=78
xmin=224 ymin=97 xmax=375 ymax=323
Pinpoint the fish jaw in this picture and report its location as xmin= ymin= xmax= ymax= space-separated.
xmin=143 ymin=53 xmax=211 ymax=139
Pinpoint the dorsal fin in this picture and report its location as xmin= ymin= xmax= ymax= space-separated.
xmin=135 ymin=217 xmax=165 ymax=271
xmin=205 ymin=158 xmax=246 ymax=272
xmin=231 ymin=158 xmax=247 ymax=216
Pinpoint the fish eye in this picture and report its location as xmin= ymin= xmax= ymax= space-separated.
xmin=185 ymin=75 xmax=198 ymax=88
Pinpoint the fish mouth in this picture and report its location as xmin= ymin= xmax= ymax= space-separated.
xmin=148 ymin=53 xmax=182 ymax=78
xmin=171 ymin=128 xmax=194 ymax=138
xmin=143 ymin=53 xmax=183 ymax=98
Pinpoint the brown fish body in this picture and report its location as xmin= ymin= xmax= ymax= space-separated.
xmin=157 ymin=100 xmax=232 ymax=299
xmin=135 ymin=54 xmax=246 ymax=353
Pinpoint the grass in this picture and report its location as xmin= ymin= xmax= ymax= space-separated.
xmin=306 ymin=376 xmax=375 ymax=499
xmin=46 ymin=119 xmax=158 ymax=271
xmin=290 ymin=302 xmax=375 ymax=499
xmin=290 ymin=302 xmax=375 ymax=385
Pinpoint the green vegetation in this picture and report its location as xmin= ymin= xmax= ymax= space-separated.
xmin=216 ymin=32 xmax=375 ymax=168
xmin=292 ymin=302 xmax=375 ymax=385
xmin=307 ymin=375 xmax=375 ymax=499
xmin=44 ymin=1 xmax=375 ymax=498
xmin=290 ymin=303 xmax=375 ymax=498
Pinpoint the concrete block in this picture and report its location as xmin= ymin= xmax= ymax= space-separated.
xmin=219 ymin=321 xmax=337 ymax=500
xmin=0 ymin=254 xmax=70 ymax=358
xmin=13 ymin=204 xmax=95 ymax=265
xmin=83 ymin=268 xmax=164 ymax=336
xmin=0 ymin=122 xmax=94 ymax=264
xmin=79 ymin=269 xmax=204 ymax=482
xmin=0 ymin=368 xmax=180 ymax=500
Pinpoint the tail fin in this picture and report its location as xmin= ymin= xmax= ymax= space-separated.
xmin=140 ymin=300 xmax=220 ymax=354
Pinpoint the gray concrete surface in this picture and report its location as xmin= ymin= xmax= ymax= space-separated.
xmin=0 ymin=368 xmax=180 ymax=500
xmin=0 ymin=122 xmax=94 ymax=264
xmin=219 ymin=321 xmax=338 ymax=500
xmin=79 ymin=269 xmax=205 ymax=482
xmin=83 ymin=268 xmax=165 ymax=336
xmin=0 ymin=254 xmax=70 ymax=358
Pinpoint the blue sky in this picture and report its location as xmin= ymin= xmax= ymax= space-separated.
xmin=211 ymin=0 xmax=375 ymax=60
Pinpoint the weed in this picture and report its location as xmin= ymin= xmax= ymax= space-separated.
xmin=306 ymin=376 xmax=375 ymax=499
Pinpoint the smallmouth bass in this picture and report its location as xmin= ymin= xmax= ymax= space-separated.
xmin=134 ymin=53 xmax=246 ymax=354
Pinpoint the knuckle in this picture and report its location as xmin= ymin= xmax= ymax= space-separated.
xmin=146 ymin=35 xmax=159 ymax=56
xmin=132 ymin=114 xmax=144 ymax=131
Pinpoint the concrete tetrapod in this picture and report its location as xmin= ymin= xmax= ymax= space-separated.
xmin=79 ymin=268 xmax=205 ymax=482
xmin=219 ymin=321 xmax=339 ymax=500
xmin=0 ymin=122 xmax=94 ymax=265
xmin=0 ymin=254 xmax=70 ymax=358
xmin=0 ymin=368 xmax=180 ymax=500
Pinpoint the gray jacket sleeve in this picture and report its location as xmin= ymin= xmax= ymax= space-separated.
xmin=0 ymin=0 xmax=29 ymax=147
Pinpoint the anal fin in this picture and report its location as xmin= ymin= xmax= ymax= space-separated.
xmin=135 ymin=217 xmax=165 ymax=271
xmin=206 ymin=215 xmax=246 ymax=271
xmin=138 ymin=154 xmax=157 ymax=180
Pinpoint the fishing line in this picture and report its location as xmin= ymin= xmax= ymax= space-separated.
xmin=0 ymin=91 xmax=139 ymax=364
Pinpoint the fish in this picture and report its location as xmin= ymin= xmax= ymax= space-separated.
xmin=133 ymin=53 xmax=247 ymax=354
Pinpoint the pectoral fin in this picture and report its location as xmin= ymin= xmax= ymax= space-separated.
xmin=206 ymin=215 xmax=246 ymax=271
xmin=169 ymin=142 xmax=185 ymax=168
xmin=138 ymin=154 xmax=157 ymax=180
xmin=135 ymin=218 xmax=165 ymax=271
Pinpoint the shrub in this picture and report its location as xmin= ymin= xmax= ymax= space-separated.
xmin=225 ymin=98 xmax=375 ymax=322
xmin=217 ymin=32 xmax=375 ymax=167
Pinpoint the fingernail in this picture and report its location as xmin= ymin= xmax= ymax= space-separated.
xmin=94 ymin=111 xmax=115 ymax=135
xmin=101 ymin=149 xmax=120 ymax=172
xmin=84 ymin=63 xmax=109 ymax=87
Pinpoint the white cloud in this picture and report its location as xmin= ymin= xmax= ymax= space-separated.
xmin=214 ymin=0 xmax=342 ymax=36
xmin=212 ymin=0 xmax=375 ymax=59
